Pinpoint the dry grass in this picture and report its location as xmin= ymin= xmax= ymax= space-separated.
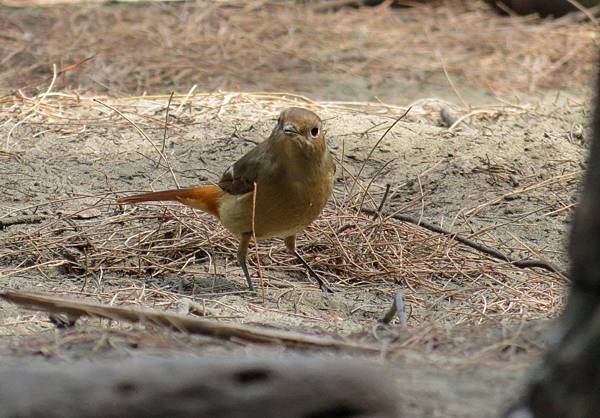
xmin=0 ymin=0 xmax=597 ymax=101
xmin=0 ymin=199 xmax=566 ymax=324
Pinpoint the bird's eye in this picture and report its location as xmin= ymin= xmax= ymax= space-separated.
xmin=310 ymin=127 xmax=319 ymax=138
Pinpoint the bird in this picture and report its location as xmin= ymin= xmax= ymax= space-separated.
xmin=117 ymin=107 xmax=336 ymax=293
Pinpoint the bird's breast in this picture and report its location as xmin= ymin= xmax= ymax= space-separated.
xmin=218 ymin=170 xmax=333 ymax=240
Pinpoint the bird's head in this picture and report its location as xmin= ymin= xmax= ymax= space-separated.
xmin=272 ymin=107 xmax=325 ymax=153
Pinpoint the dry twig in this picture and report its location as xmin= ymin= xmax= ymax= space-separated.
xmin=0 ymin=215 xmax=45 ymax=230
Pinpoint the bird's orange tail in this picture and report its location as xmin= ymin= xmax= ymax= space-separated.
xmin=117 ymin=185 xmax=223 ymax=217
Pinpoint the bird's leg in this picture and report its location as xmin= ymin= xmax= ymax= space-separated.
xmin=285 ymin=236 xmax=333 ymax=293
xmin=238 ymin=232 xmax=255 ymax=292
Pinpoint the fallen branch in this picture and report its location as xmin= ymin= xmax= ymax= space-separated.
xmin=0 ymin=290 xmax=377 ymax=352
xmin=361 ymin=208 xmax=569 ymax=279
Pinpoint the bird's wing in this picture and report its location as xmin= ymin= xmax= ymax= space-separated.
xmin=217 ymin=143 xmax=267 ymax=195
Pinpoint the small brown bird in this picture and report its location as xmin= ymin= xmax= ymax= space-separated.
xmin=117 ymin=107 xmax=335 ymax=293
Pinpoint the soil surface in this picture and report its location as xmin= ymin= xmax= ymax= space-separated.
xmin=0 ymin=1 xmax=595 ymax=417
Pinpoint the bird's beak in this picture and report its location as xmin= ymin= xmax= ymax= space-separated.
xmin=282 ymin=122 xmax=299 ymax=135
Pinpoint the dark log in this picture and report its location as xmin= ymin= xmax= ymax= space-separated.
xmin=487 ymin=0 xmax=600 ymax=17
xmin=0 ymin=357 xmax=400 ymax=418
xmin=505 ymin=51 xmax=600 ymax=417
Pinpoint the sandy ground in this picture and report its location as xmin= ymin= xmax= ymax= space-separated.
xmin=0 ymin=1 xmax=596 ymax=417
